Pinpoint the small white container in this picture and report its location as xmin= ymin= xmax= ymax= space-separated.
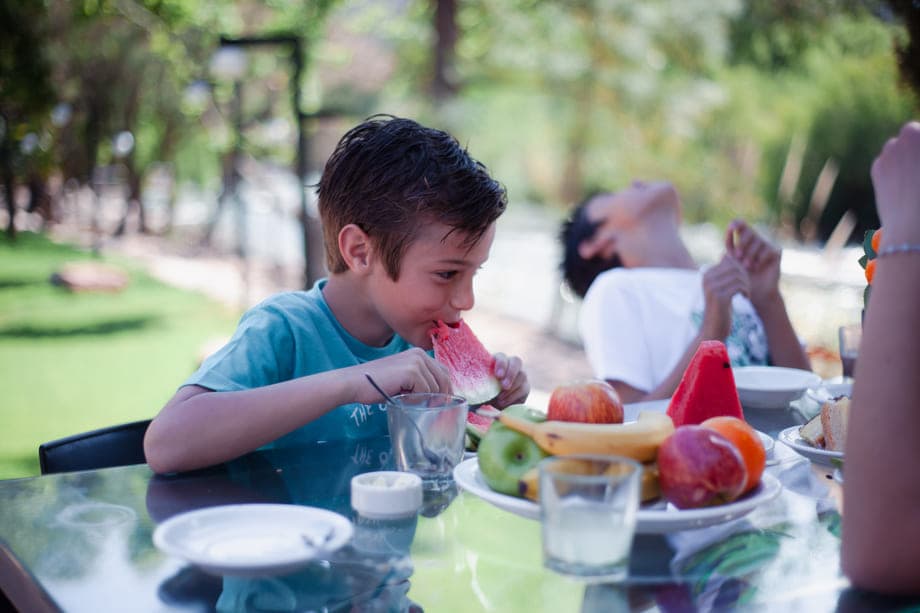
xmin=350 ymin=471 xmax=423 ymax=520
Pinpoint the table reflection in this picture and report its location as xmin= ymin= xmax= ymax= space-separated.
xmin=144 ymin=436 xmax=434 ymax=612
xmin=4 ymin=428 xmax=920 ymax=611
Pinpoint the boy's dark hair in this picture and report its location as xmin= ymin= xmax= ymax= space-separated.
xmin=559 ymin=193 xmax=623 ymax=299
xmin=316 ymin=115 xmax=507 ymax=279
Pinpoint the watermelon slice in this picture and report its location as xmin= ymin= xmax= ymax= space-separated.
xmin=430 ymin=319 xmax=501 ymax=405
xmin=466 ymin=407 xmax=496 ymax=451
xmin=667 ymin=340 xmax=744 ymax=427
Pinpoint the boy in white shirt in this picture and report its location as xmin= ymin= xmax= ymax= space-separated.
xmin=560 ymin=180 xmax=810 ymax=403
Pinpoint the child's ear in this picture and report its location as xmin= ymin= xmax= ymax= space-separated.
xmin=338 ymin=224 xmax=373 ymax=273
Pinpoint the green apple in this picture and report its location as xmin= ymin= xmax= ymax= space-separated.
xmin=501 ymin=404 xmax=547 ymax=423
xmin=477 ymin=422 xmax=548 ymax=496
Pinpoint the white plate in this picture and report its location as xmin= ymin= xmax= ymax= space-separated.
xmin=452 ymin=458 xmax=781 ymax=534
xmin=804 ymin=381 xmax=853 ymax=405
xmin=733 ymin=366 xmax=822 ymax=409
xmin=757 ymin=430 xmax=775 ymax=455
xmin=777 ymin=426 xmax=844 ymax=466
xmin=153 ymin=503 xmax=354 ymax=577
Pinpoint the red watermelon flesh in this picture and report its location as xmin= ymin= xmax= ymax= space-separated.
xmin=667 ymin=340 xmax=744 ymax=427
xmin=466 ymin=407 xmax=495 ymax=447
xmin=430 ymin=320 xmax=501 ymax=405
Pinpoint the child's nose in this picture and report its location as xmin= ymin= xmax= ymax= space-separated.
xmin=450 ymin=279 xmax=475 ymax=311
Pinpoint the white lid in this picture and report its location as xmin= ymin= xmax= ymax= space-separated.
xmin=350 ymin=471 xmax=423 ymax=519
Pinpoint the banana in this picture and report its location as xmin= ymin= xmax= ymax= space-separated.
xmin=516 ymin=460 xmax=661 ymax=503
xmin=518 ymin=466 xmax=540 ymax=501
xmin=498 ymin=411 xmax=674 ymax=462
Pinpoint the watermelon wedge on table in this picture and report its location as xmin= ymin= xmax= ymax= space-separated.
xmin=430 ymin=319 xmax=501 ymax=405
xmin=465 ymin=407 xmax=496 ymax=451
xmin=667 ymin=340 xmax=745 ymax=426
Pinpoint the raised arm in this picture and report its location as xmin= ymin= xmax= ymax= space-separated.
xmin=144 ymin=349 xmax=449 ymax=474
xmin=842 ymin=121 xmax=920 ymax=594
xmin=727 ymin=219 xmax=810 ymax=370
xmin=610 ymin=255 xmax=749 ymax=403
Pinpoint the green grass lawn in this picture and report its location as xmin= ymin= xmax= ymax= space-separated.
xmin=0 ymin=232 xmax=241 ymax=479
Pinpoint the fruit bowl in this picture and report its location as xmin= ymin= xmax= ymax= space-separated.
xmin=452 ymin=458 xmax=782 ymax=533
xmin=732 ymin=366 xmax=822 ymax=410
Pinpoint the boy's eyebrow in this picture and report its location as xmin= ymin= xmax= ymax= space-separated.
xmin=435 ymin=258 xmax=477 ymax=266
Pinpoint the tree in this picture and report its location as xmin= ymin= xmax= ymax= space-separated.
xmin=0 ymin=0 xmax=54 ymax=239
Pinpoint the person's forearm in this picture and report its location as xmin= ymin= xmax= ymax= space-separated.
xmin=842 ymin=244 xmax=920 ymax=593
xmin=753 ymin=292 xmax=811 ymax=370
xmin=145 ymin=370 xmax=357 ymax=474
xmin=614 ymin=334 xmax=706 ymax=403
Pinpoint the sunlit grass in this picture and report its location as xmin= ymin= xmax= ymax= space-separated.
xmin=0 ymin=232 xmax=239 ymax=479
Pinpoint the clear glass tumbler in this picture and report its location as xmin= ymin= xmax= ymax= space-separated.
xmin=539 ymin=455 xmax=641 ymax=582
xmin=386 ymin=393 xmax=468 ymax=489
xmin=838 ymin=324 xmax=862 ymax=381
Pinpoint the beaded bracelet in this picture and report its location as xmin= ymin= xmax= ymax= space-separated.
xmin=876 ymin=243 xmax=920 ymax=257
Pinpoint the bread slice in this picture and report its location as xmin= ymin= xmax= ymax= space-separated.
xmin=799 ymin=414 xmax=825 ymax=448
xmin=820 ymin=397 xmax=850 ymax=452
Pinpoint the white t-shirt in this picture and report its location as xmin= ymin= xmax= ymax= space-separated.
xmin=579 ymin=267 xmax=769 ymax=393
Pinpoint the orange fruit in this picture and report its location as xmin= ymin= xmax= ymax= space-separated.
xmin=700 ymin=416 xmax=765 ymax=493
xmin=871 ymin=227 xmax=882 ymax=253
xmin=865 ymin=258 xmax=876 ymax=285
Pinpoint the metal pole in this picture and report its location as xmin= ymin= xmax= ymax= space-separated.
xmin=232 ymin=80 xmax=249 ymax=308
xmin=291 ymin=39 xmax=314 ymax=290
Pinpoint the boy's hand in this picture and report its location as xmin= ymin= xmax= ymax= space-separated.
xmin=700 ymin=254 xmax=749 ymax=342
xmin=726 ymin=219 xmax=781 ymax=308
xmin=491 ymin=352 xmax=530 ymax=408
xmin=353 ymin=349 xmax=450 ymax=405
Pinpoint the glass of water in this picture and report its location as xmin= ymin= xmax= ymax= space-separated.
xmin=539 ymin=455 xmax=641 ymax=582
xmin=386 ymin=393 xmax=468 ymax=490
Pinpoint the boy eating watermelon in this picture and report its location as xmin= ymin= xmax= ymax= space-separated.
xmin=145 ymin=116 xmax=530 ymax=474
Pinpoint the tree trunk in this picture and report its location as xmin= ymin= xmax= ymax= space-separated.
xmin=431 ymin=0 xmax=458 ymax=100
xmin=0 ymin=116 xmax=15 ymax=240
xmin=2 ymin=170 xmax=14 ymax=241
xmin=113 ymin=162 xmax=145 ymax=237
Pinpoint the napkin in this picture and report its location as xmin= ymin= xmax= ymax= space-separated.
xmin=665 ymin=444 xmax=838 ymax=607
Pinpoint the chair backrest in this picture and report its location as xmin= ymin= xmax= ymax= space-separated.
xmin=38 ymin=419 xmax=152 ymax=475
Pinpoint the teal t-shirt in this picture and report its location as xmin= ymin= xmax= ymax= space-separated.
xmin=183 ymin=279 xmax=413 ymax=448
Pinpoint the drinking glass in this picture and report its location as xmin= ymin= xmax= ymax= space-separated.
xmin=386 ymin=393 xmax=468 ymax=489
xmin=539 ymin=455 xmax=641 ymax=582
xmin=838 ymin=324 xmax=862 ymax=381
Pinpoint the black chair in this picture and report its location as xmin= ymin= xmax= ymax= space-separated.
xmin=38 ymin=419 xmax=152 ymax=475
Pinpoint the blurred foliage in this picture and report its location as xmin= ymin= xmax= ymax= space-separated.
xmin=0 ymin=232 xmax=239 ymax=478
xmin=0 ymin=0 xmax=917 ymax=241
xmin=332 ymin=0 xmax=914 ymax=238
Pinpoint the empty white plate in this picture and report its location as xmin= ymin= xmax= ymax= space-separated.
xmin=153 ymin=503 xmax=353 ymax=577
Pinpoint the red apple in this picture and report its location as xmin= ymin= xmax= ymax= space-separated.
xmin=657 ymin=425 xmax=747 ymax=509
xmin=547 ymin=380 xmax=624 ymax=424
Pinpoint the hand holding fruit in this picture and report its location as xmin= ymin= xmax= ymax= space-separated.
xmin=700 ymin=255 xmax=749 ymax=341
xmin=352 ymin=349 xmax=450 ymax=404
xmin=726 ymin=219 xmax=782 ymax=308
xmin=491 ymin=352 xmax=530 ymax=408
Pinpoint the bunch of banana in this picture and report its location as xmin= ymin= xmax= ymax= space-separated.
xmin=517 ymin=460 xmax=661 ymax=503
xmin=497 ymin=410 xmax=675 ymax=462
